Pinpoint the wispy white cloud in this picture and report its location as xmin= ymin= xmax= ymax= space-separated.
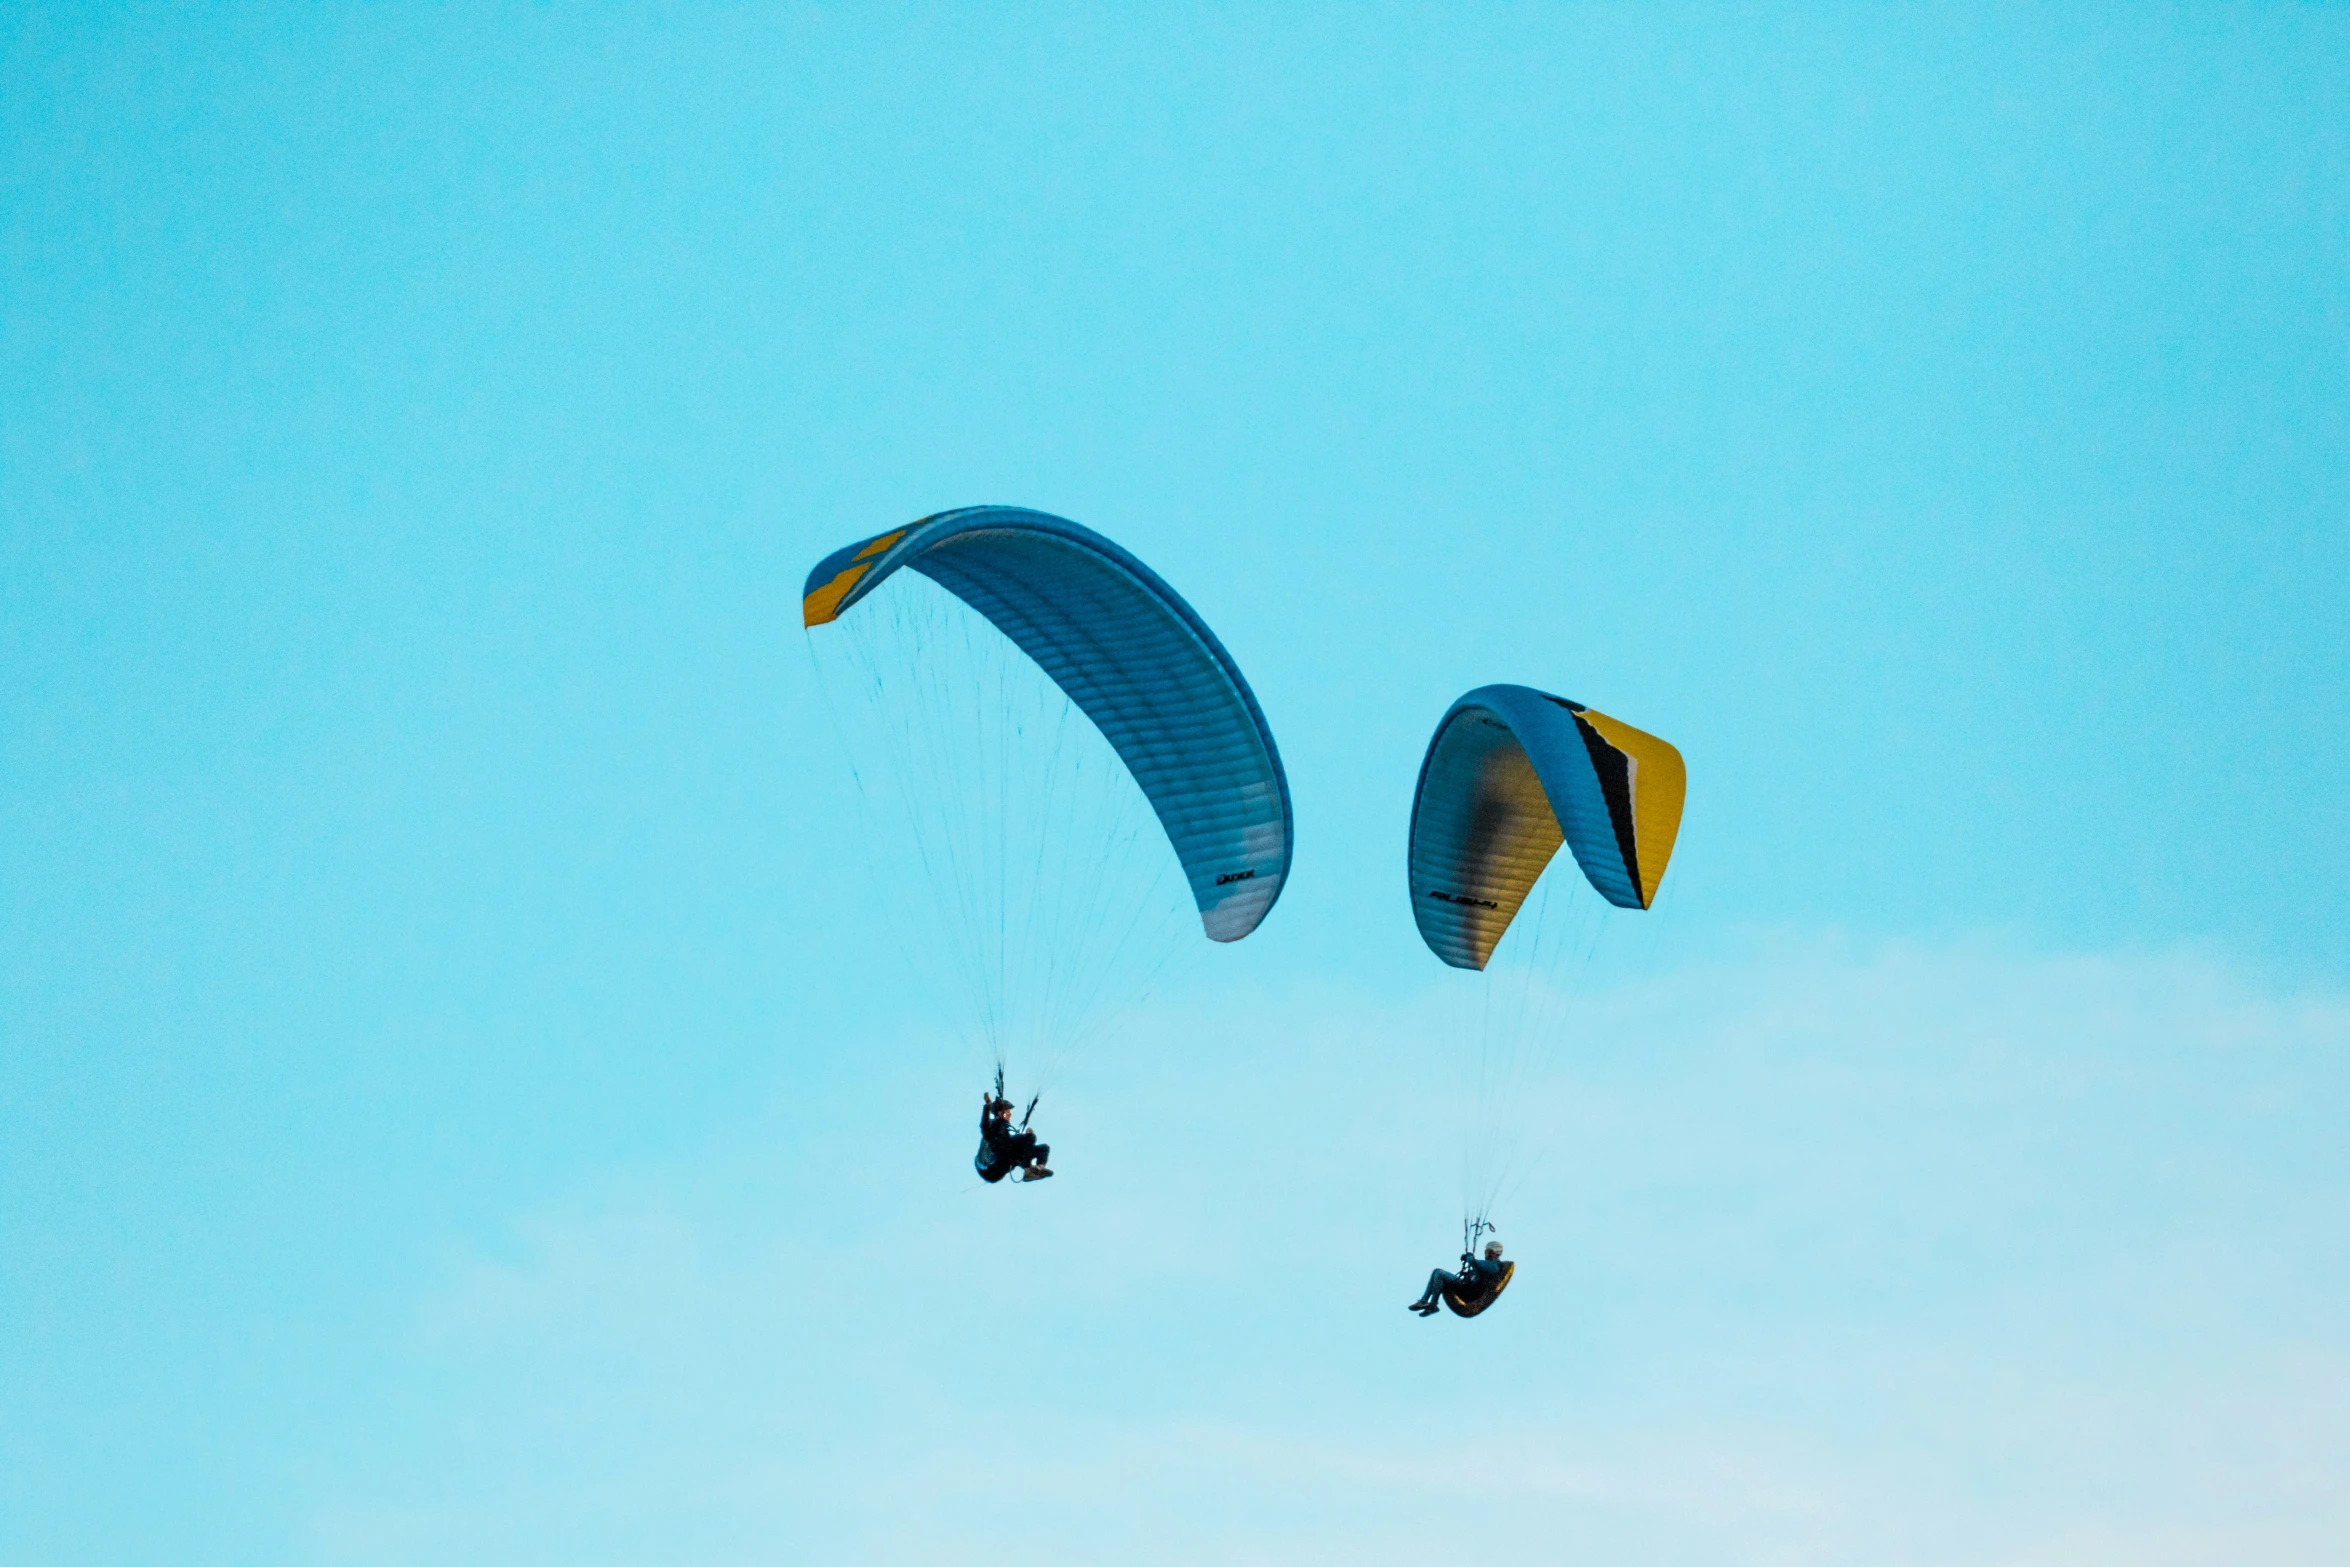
xmin=316 ymin=933 xmax=2350 ymax=1566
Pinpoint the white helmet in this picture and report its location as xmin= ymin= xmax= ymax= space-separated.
xmin=1483 ymin=1238 xmax=1504 ymax=1258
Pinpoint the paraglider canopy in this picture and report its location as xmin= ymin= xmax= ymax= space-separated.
xmin=804 ymin=506 xmax=1292 ymax=943
xmin=1408 ymin=684 xmax=1686 ymax=970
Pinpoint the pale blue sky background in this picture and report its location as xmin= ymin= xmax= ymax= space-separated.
xmin=3 ymin=6 xmax=2346 ymax=1564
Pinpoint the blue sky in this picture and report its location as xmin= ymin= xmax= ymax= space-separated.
xmin=3 ymin=6 xmax=2346 ymax=1564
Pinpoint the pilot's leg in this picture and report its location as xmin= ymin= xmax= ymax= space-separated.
xmin=1411 ymin=1269 xmax=1456 ymax=1311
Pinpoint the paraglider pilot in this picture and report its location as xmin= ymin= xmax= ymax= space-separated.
xmin=1411 ymin=1237 xmax=1505 ymax=1316
xmin=975 ymin=1090 xmax=1053 ymax=1184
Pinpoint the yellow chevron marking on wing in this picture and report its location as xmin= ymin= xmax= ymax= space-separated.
xmin=802 ymin=561 xmax=873 ymax=626
xmin=1575 ymin=710 xmax=1687 ymax=908
xmin=805 ymin=527 xmax=917 ymax=626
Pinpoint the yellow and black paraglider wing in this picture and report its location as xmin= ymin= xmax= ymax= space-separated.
xmin=1408 ymin=685 xmax=1686 ymax=969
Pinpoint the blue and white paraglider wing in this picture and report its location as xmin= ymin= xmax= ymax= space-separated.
xmin=804 ymin=506 xmax=1292 ymax=941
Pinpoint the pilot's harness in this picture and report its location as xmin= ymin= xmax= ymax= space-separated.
xmin=1451 ymin=1216 xmax=1500 ymax=1298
